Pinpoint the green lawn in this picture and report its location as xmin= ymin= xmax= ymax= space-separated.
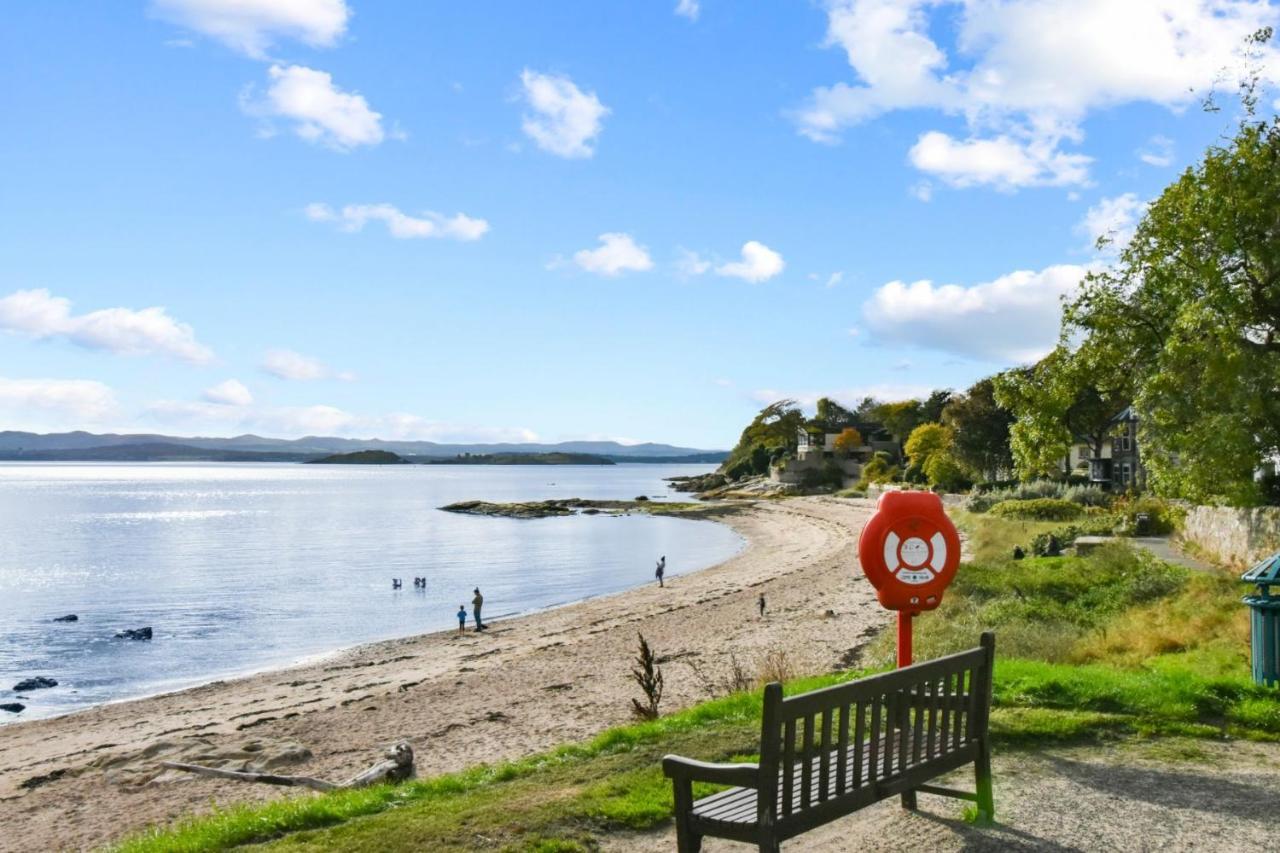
xmin=117 ymin=513 xmax=1271 ymax=853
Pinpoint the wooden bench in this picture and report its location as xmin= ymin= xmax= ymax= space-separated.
xmin=663 ymin=633 xmax=995 ymax=852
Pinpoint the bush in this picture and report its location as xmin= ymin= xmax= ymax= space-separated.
xmin=1112 ymin=496 xmax=1185 ymax=535
xmin=964 ymin=481 xmax=1111 ymax=513
xmin=855 ymin=455 xmax=899 ymax=490
xmin=989 ymin=498 xmax=1084 ymax=521
xmin=800 ymin=462 xmax=844 ymax=491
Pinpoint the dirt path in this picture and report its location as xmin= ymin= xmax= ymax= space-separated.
xmin=0 ymin=497 xmax=884 ymax=852
xmin=609 ymin=739 xmax=1280 ymax=852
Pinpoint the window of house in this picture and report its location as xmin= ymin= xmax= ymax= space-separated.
xmin=1121 ymin=421 xmax=1134 ymax=452
xmin=1121 ymin=462 xmax=1132 ymax=485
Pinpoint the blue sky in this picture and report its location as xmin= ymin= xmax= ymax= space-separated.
xmin=1 ymin=1 xmax=1278 ymax=448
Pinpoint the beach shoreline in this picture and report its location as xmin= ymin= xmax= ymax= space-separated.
xmin=0 ymin=496 xmax=883 ymax=852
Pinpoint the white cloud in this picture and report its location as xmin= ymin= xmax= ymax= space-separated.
xmin=261 ymin=348 xmax=352 ymax=381
xmin=151 ymin=0 xmax=349 ymax=59
xmin=862 ymin=264 xmax=1091 ymax=362
xmin=203 ymin=378 xmax=253 ymax=406
xmin=1138 ymin=134 xmax=1176 ymax=167
xmin=573 ymin=233 xmax=654 ymax=276
xmin=796 ymin=0 xmax=1280 ymax=188
xmin=0 ymin=377 xmax=117 ymax=422
xmin=519 ymin=70 xmax=609 ymax=158
xmin=306 ymin=203 xmax=489 ymax=241
xmin=675 ymin=248 xmax=712 ymax=276
xmin=715 ymin=241 xmax=785 ymax=283
xmin=824 ymin=271 xmax=844 ymax=288
xmin=1077 ymin=193 xmax=1148 ymax=253
xmin=675 ymin=0 xmax=700 ymax=21
xmin=908 ymin=130 xmax=1091 ymax=190
xmin=0 ymin=289 xmax=213 ymax=364
xmin=244 ymin=64 xmax=384 ymax=151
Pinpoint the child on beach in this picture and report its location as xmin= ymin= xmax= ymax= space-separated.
xmin=457 ymin=605 xmax=466 ymax=635
xmin=758 ymin=593 xmax=766 ymax=618
xmin=655 ymin=555 xmax=666 ymax=588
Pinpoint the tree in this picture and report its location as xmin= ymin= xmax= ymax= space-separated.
xmin=904 ymin=422 xmax=951 ymax=471
xmin=832 ymin=427 xmax=864 ymax=455
xmin=1064 ymin=79 xmax=1280 ymax=503
xmin=993 ymin=348 xmax=1131 ymax=480
xmin=721 ymin=399 xmax=805 ymax=479
xmin=813 ymin=397 xmax=858 ymax=431
xmin=903 ymin=423 xmax=967 ymax=491
xmin=919 ymin=389 xmax=954 ymax=424
xmin=873 ymin=399 xmax=924 ymax=441
xmin=942 ymin=377 xmax=1014 ymax=482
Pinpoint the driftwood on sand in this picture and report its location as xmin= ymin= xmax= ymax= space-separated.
xmin=161 ymin=740 xmax=415 ymax=792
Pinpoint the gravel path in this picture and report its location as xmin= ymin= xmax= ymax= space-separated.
xmin=607 ymin=739 xmax=1280 ymax=852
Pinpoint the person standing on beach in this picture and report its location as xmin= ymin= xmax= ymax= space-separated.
xmin=456 ymin=605 xmax=467 ymax=635
xmin=758 ymin=593 xmax=766 ymax=618
xmin=472 ymin=587 xmax=486 ymax=631
xmin=655 ymin=556 xmax=666 ymax=588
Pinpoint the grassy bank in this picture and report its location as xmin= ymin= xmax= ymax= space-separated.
xmin=118 ymin=511 xmax=1267 ymax=853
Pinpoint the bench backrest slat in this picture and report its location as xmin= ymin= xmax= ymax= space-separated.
xmin=758 ymin=635 xmax=994 ymax=818
xmin=835 ymin=703 xmax=850 ymax=796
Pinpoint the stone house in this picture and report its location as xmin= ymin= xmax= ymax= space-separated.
xmin=1067 ymin=406 xmax=1144 ymax=490
xmin=773 ymin=422 xmax=898 ymax=486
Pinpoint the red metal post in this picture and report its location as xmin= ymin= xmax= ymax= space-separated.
xmin=897 ymin=610 xmax=914 ymax=668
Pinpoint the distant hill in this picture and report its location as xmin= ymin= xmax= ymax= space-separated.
xmin=307 ymin=450 xmax=410 ymax=465
xmin=421 ymin=452 xmax=613 ymax=466
xmin=0 ymin=442 xmax=313 ymax=462
xmin=0 ymin=430 xmax=726 ymax=461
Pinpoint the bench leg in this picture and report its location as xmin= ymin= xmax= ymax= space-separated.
xmin=757 ymin=837 xmax=780 ymax=853
xmin=672 ymin=779 xmax=702 ymax=853
xmin=900 ymin=788 xmax=918 ymax=810
xmin=975 ymin=739 xmax=995 ymax=821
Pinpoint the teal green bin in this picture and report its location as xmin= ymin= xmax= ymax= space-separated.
xmin=1242 ymin=552 xmax=1280 ymax=686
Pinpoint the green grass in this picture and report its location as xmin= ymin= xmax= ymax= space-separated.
xmin=118 ymin=515 xmax=1274 ymax=852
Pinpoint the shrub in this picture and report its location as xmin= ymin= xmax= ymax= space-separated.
xmin=855 ymin=455 xmax=899 ymax=490
xmin=1111 ymin=496 xmax=1185 ymax=535
xmin=800 ymin=462 xmax=844 ymax=491
xmin=989 ymin=498 xmax=1084 ymax=521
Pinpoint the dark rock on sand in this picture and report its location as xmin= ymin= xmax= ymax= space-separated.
xmin=53 ymin=614 xmax=78 ymax=622
xmin=13 ymin=677 xmax=57 ymax=692
xmin=1 ymin=703 xmax=24 ymax=714
xmin=115 ymin=627 xmax=153 ymax=641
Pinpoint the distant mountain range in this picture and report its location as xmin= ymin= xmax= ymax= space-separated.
xmin=0 ymin=431 xmax=728 ymax=464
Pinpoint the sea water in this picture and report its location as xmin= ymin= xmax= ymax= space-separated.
xmin=0 ymin=462 xmax=743 ymax=721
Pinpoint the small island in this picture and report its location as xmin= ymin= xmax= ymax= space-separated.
xmin=422 ymin=452 xmax=614 ymax=465
xmin=306 ymin=450 xmax=410 ymax=465
xmin=439 ymin=498 xmax=736 ymax=519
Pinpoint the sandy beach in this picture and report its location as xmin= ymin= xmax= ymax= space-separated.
xmin=0 ymin=496 xmax=884 ymax=851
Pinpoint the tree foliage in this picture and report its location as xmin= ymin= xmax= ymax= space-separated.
xmin=812 ymin=397 xmax=858 ymax=431
xmin=993 ymin=348 xmax=1131 ymax=480
xmin=832 ymin=426 xmax=863 ymax=455
xmin=721 ymin=400 xmax=804 ymax=479
xmin=1064 ymin=93 xmax=1280 ymax=503
xmin=904 ymin=423 xmax=952 ymax=471
xmin=942 ymin=377 xmax=1014 ymax=482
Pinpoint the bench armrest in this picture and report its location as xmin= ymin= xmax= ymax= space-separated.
xmin=662 ymin=755 xmax=760 ymax=788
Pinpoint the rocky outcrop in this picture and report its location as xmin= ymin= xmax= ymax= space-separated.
xmin=0 ymin=703 xmax=24 ymax=714
xmin=441 ymin=500 xmax=576 ymax=519
xmin=115 ymin=627 xmax=153 ymax=641
xmin=666 ymin=472 xmax=728 ymax=494
xmin=53 ymin=614 xmax=78 ymax=622
xmin=13 ymin=677 xmax=57 ymax=691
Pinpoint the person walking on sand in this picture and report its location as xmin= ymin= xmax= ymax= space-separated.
xmin=655 ymin=555 xmax=666 ymax=588
xmin=456 ymin=605 xmax=467 ymax=635
xmin=472 ymin=587 xmax=486 ymax=631
xmin=758 ymin=593 xmax=766 ymax=618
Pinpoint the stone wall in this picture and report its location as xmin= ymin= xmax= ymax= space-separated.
xmin=1182 ymin=506 xmax=1280 ymax=567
